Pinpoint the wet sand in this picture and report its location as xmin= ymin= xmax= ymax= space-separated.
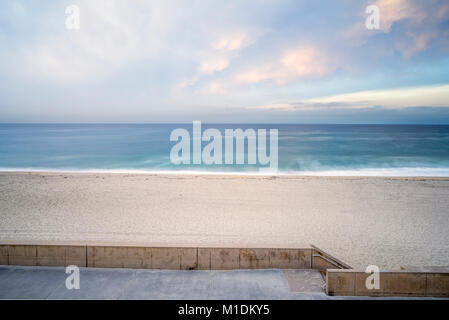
xmin=1 ymin=172 xmax=449 ymax=269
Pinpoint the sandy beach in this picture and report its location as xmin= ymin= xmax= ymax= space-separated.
xmin=0 ymin=171 xmax=448 ymax=269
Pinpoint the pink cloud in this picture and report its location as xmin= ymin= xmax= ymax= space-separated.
xmin=235 ymin=46 xmax=336 ymax=85
xmin=375 ymin=0 xmax=425 ymax=32
xmin=199 ymin=58 xmax=230 ymax=74
xmin=344 ymin=0 xmax=448 ymax=57
xmin=212 ymin=33 xmax=256 ymax=51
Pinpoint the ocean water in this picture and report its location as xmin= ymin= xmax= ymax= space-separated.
xmin=1 ymin=123 xmax=449 ymax=176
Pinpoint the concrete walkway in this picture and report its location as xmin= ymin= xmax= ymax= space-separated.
xmin=0 ymin=266 xmax=440 ymax=299
xmin=0 ymin=265 xmax=330 ymax=299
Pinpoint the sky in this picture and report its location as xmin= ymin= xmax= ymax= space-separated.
xmin=0 ymin=0 xmax=449 ymax=123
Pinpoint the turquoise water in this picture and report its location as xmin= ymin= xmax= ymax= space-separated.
xmin=1 ymin=123 xmax=449 ymax=176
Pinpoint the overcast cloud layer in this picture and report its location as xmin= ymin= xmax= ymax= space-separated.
xmin=1 ymin=0 xmax=449 ymax=123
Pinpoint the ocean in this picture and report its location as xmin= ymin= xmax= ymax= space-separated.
xmin=1 ymin=123 xmax=449 ymax=176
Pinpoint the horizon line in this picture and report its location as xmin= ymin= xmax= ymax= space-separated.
xmin=1 ymin=122 xmax=449 ymax=126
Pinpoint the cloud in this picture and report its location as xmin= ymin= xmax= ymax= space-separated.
xmin=346 ymin=0 xmax=425 ymax=35
xmin=280 ymin=46 xmax=334 ymax=77
xmin=28 ymin=0 xmax=172 ymax=83
xmin=375 ymin=0 xmax=424 ymax=32
xmin=198 ymin=81 xmax=226 ymax=95
xmin=235 ymin=46 xmax=336 ymax=85
xmin=249 ymin=84 xmax=449 ymax=111
xmin=178 ymin=30 xmax=259 ymax=91
xmin=344 ymin=0 xmax=449 ymax=57
xmin=211 ymin=32 xmax=256 ymax=51
xmin=374 ymin=0 xmax=448 ymax=57
xmin=199 ymin=58 xmax=230 ymax=74
xmin=397 ymin=31 xmax=438 ymax=57
xmin=250 ymin=103 xmax=296 ymax=111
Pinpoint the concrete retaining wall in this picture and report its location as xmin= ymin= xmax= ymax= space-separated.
xmin=0 ymin=244 xmax=322 ymax=270
xmin=1 ymin=244 xmax=86 ymax=267
xmin=326 ymin=269 xmax=449 ymax=297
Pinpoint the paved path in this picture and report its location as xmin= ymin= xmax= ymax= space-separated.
xmin=0 ymin=265 xmax=330 ymax=299
xmin=0 ymin=266 xmax=441 ymax=299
